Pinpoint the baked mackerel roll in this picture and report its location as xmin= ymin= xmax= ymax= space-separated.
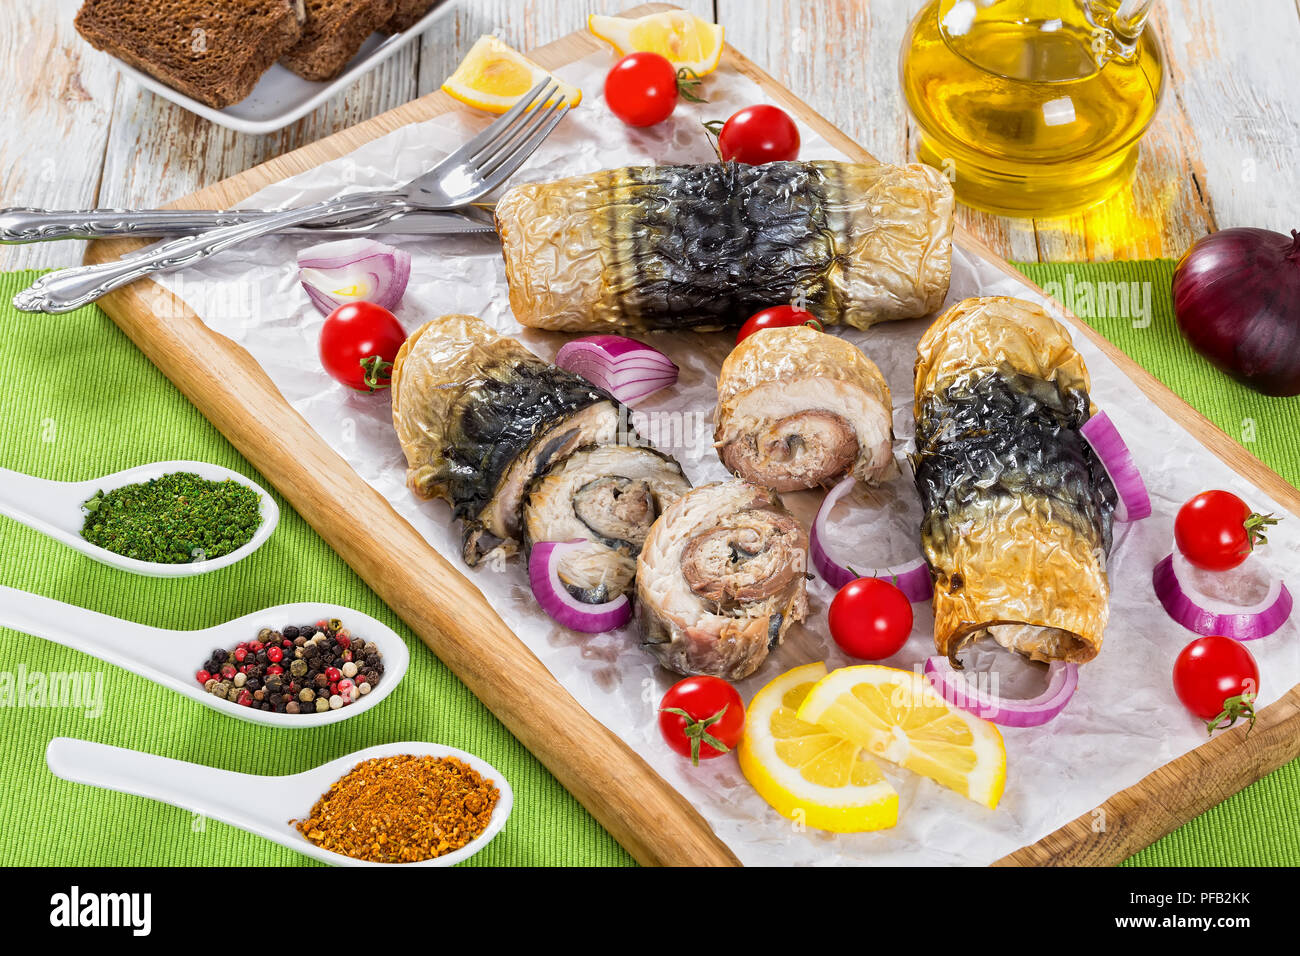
xmin=496 ymin=160 xmax=953 ymax=333
xmin=714 ymin=325 xmax=893 ymax=491
xmin=523 ymin=444 xmax=691 ymax=604
xmin=636 ymin=481 xmax=809 ymax=680
xmin=913 ymin=297 xmax=1117 ymax=665
xmin=391 ymin=314 xmax=621 ymax=566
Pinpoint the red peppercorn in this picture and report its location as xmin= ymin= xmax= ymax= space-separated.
xmin=336 ymin=635 xmax=351 ymax=649
xmin=249 ymin=641 xmax=263 ymax=653
xmin=325 ymin=666 xmax=342 ymax=682
xmin=266 ymin=664 xmax=284 ymax=676
xmin=220 ymin=664 xmax=237 ymax=680
xmin=234 ymin=647 xmax=248 ymax=662
xmin=267 ymin=646 xmax=284 ymax=663
xmin=237 ymin=690 xmax=253 ymax=707
xmin=196 ymin=669 xmax=211 ymax=685
xmin=236 ymin=641 xmax=248 ymax=650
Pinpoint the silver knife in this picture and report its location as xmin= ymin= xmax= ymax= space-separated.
xmin=0 ymin=204 xmax=498 ymax=242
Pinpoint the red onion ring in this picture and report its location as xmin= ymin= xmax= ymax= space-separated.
xmin=1080 ymin=410 xmax=1151 ymax=522
xmin=297 ymin=238 xmax=411 ymax=316
xmin=1153 ymin=549 xmax=1293 ymax=641
xmin=555 ymin=335 xmax=679 ymax=404
xmin=810 ymin=476 xmax=934 ymax=603
xmin=528 ymin=539 xmax=632 ymax=633
xmin=924 ymin=656 xmax=1079 ymax=727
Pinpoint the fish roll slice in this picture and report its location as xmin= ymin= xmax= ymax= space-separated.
xmin=715 ymin=325 xmax=894 ymax=491
xmin=637 ymin=481 xmax=809 ymax=680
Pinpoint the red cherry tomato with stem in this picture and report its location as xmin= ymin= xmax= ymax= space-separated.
xmin=1172 ymin=635 xmax=1259 ymax=733
xmin=658 ymin=676 xmax=745 ymax=765
xmin=319 ymin=302 xmax=406 ymax=392
xmin=707 ymin=104 xmax=801 ymax=164
xmin=1174 ymin=490 xmax=1278 ymax=571
xmin=736 ymin=304 xmax=823 ymax=343
xmin=604 ymin=52 xmax=700 ymax=127
xmin=828 ymin=577 xmax=913 ymax=660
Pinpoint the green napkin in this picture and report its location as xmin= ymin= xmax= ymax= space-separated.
xmin=0 ymin=261 xmax=1295 ymax=867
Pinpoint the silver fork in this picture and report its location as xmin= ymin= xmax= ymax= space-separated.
xmin=13 ymin=79 xmax=570 ymax=314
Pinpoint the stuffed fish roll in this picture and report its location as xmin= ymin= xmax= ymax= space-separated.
xmin=913 ymin=297 xmax=1117 ymax=664
xmin=391 ymin=314 xmax=622 ymax=566
xmin=523 ymin=444 xmax=691 ymax=604
xmin=636 ymin=480 xmax=809 ymax=680
xmin=495 ymin=160 xmax=953 ymax=333
xmin=714 ymin=325 xmax=893 ymax=491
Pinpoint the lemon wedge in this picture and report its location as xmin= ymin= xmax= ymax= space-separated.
xmin=588 ymin=11 xmax=725 ymax=76
xmin=796 ymin=665 xmax=1007 ymax=810
xmin=442 ymin=35 xmax=582 ymax=114
xmin=737 ymin=662 xmax=899 ymax=833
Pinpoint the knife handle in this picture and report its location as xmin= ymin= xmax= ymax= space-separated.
xmin=10 ymin=193 xmax=406 ymax=314
xmin=0 ymin=207 xmax=274 ymax=243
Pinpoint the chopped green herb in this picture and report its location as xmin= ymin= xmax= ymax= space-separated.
xmin=80 ymin=471 xmax=263 ymax=564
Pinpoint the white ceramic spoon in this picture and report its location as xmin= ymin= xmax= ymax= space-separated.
xmin=0 ymin=589 xmax=409 ymax=728
xmin=0 ymin=459 xmax=279 ymax=577
xmin=46 ymin=738 xmax=513 ymax=867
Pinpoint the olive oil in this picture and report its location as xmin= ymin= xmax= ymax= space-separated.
xmin=900 ymin=0 xmax=1164 ymax=216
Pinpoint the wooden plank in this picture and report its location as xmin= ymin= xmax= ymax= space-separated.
xmin=0 ymin=0 xmax=120 ymax=271
xmin=74 ymin=5 xmax=1300 ymax=867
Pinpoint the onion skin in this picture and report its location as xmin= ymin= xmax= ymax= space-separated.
xmin=1172 ymin=228 xmax=1300 ymax=397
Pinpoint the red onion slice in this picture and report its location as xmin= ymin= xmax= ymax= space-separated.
xmin=810 ymin=476 xmax=933 ymax=603
xmin=298 ymin=238 xmax=412 ymax=316
xmin=925 ymin=656 xmax=1079 ymax=727
xmin=1153 ymin=550 xmax=1293 ymax=641
xmin=555 ymin=335 xmax=679 ymax=404
xmin=528 ymin=540 xmax=632 ymax=634
xmin=1080 ymin=410 xmax=1151 ymax=522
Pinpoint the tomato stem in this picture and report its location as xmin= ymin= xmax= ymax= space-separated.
xmin=1206 ymin=692 xmax=1257 ymax=735
xmin=359 ymin=354 xmax=393 ymax=392
xmin=660 ymin=704 xmax=732 ymax=765
xmin=675 ymin=67 xmax=707 ymax=103
xmin=1243 ymin=511 xmax=1279 ymax=551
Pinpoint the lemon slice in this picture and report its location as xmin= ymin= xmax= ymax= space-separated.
xmin=588 ymin=11 xmax=725 ymax=76
xmin=442 ymin=36 xmax=582 ymax=114
xmin=737 ymin=662 xmax=899 ymax=833
xmin=796 ymin=665 xmax=1007 ymax=810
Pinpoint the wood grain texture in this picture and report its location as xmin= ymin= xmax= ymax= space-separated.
xmin=75 ymin=7 xmax=1300 ymax=867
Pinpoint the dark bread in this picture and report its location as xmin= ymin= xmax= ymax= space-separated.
xmin=74 ymin=0 xmax=303 ymax=110
xmin=281 ymin=0 xmax=398 ymax=82
xmin=384 ymin=0 xmax=437 ymax=33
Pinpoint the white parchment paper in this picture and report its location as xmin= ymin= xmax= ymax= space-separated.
xmin=154 ymin=52 xmax=1299 ymax=866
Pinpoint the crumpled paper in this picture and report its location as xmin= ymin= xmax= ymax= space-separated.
xmin=153 ymin=51 xmax=1299 ymax=866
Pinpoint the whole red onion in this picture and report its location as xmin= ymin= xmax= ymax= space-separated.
xmin=1172 ymin=227 xmax=1300 ymax=397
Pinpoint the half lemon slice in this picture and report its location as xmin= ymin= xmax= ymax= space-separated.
xmin=796 ymin=665 xmax=1007 ymax=810
xmin=737 ymin=662 xmax=899 ymax=833
xmin=588 ymin=11 xmax=725 ymax=76
xmin=442 ymin=35 xmax=582 ymax=113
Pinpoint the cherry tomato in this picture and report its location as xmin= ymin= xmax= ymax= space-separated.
xmin=1172 ymin=635 xmax=1259 ymax=733
xmin=713 ymin=104 xmax=800 ymax=164
xmin=604 ymin=52 xmax=681 ymax=127
xmin=1174 ymin=490 xmax=1278 ymax=571
xmin=318 ymin=302 xmax=406 ymax=392
xmin=828 ymin=577 xmax=913 ymax=660
xmin=736 ymin=304 xmax=823 ymax=344
xmin=658 ymin=676 xmax=745 ymax=765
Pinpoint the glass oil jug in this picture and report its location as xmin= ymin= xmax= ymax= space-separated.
xmin=900 ymin=0 xmax=1165 ymax=216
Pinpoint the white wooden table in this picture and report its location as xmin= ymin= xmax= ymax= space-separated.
xmin=2 ymin=0 xmax=1298 ymax=271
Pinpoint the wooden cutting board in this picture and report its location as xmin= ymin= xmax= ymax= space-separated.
xmin=84 ymin=3 xmax=1300 ymax=867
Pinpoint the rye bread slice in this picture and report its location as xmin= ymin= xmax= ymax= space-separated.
xmin=384 ymin=0 xmax=437 ymax=33
xmin=281 ymin=0 xmax=397 ymax=82
xmin=74 ymin=0 xmax=303 ymax=110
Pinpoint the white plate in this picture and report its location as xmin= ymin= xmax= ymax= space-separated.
xmin=108 ymin=3 xmax=453 ymax=135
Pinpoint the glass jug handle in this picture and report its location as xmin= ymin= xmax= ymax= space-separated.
xmin=1086 ymin=0 xmax=1158 ymax=65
